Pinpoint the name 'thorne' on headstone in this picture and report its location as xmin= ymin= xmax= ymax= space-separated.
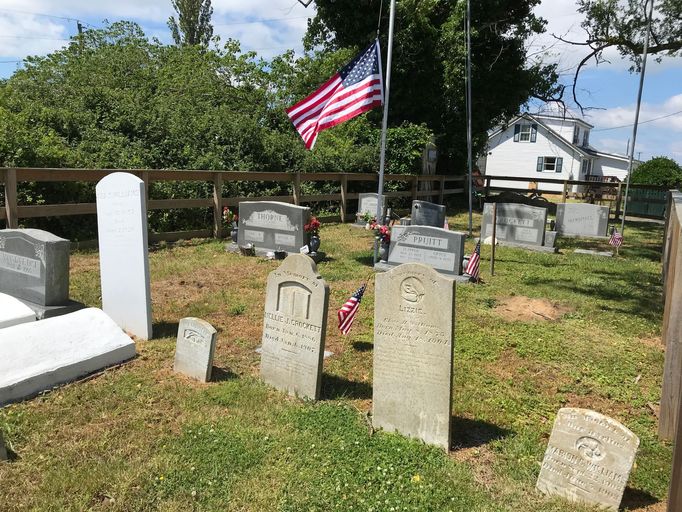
xmin=373 ymin=263 xmax=455 ymax=449
xmin=556 ymin=203 xmax=609 ymax=237
xmin=96 ymin=172 xmax=153 ymax=340
xmin=480 ymin=203 xmax=548 ymax=246
xmin=382 ymin=225 xmax=466 ymax=276
xmin=536 ymin=407 xmax=639 ymax=511
xmin=238 ymin=201 xmax=311 ymax=254
xmin=411 ymin=200 xmax=446 ymax=228
xmin=174 ymin=317 xmax=217 ymax=382
xmin=260 ymin=254 xmax=329 ymax=400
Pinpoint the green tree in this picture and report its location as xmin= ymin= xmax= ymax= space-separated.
xmin=168 ymin=0 xmax=214 ymax=47
xmin=630 ymin=156 xmax=682 ymax=187
xmin=303 ymin=0 xmax=562 ymax=169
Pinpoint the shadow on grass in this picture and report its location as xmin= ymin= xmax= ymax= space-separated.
xmin=352 ymin=341 xmax=373 ymax=352
xmin=152 ymin=321 xmax=179 ymax=340
xmin=353 ymin=253 xmax=375 ymax=267
xmin=620 ymin=487 xmax=660 ymax=510
xmin=450 ymin=417 xmax=512 ymax=450
xmin=321 ymin=373 xmax=372 ymax=400
xmin=211 ymin=366 xmax=238 ymax=382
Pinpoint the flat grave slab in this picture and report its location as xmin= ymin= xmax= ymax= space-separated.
xmin=260 ymin=254 xmax=329 ymax=400
xmin=0 ymin=308 xmax=136 ymax=406
xmin=536 ymin=407 xmax=639 ymax=511
xmin=574 ymin=249 xmax=614 ymax=257
xmin=174 ymin=317 xmax=217 ymax=382
xmin=0 ymin=292 xmax=35 ymax=329
xmin=556 ymin=203 xmax=610 ymax=238
xmin=373 ymin=263 xmax=455 ymax=449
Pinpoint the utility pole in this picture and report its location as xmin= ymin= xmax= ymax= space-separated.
xmin=77 ymin=20 xmax=84 ymax=53
xmin=465 ymin=0 xmax=474 ymax=236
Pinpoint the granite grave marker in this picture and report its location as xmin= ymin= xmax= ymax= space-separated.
xmin=173 ymin=317 xmax=217 ymax=382
xmin=356 ymin=193 xmax=387 ymax=221
xmin=237 ymin=201 xmax=310 ymax=255
xmin=411 ymin=200 xmax=446 ymax=228
xmin=556 ymin=203 xmax=609 ymax=237
xmin=373 ymin=263 xmax=455 ymax=449
xmin=0 ymin=308 xmax=136 ymax=406
xmin=0 ymin=292 xmax=35 ymax=329
xmin=481 ymin=203 xmax=548 ymax=247
xmin=96 ymin=172 xmax=153 ymax=340
xmin=536 ymin=407 xmax=639 ymax=511
xmin=260 ymin=254 xmax=329 ymax=399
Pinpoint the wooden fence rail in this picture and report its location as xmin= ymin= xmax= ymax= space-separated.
xmin=0 ymin=168 xmax=466 ymax=241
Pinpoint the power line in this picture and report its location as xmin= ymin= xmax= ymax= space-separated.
xmin=0 ymin=35 xmax=71 ymax=41
xmin=214 ymin=15 xmax=310 ymax=27
xmin=0 ymin=7 xmax=77 ymax=22
xmin=593 ymin=109 xmax=682 ymax=131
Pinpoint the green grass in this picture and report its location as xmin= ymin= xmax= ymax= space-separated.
xmin=0 ymin=210 xmax=672 ymax=511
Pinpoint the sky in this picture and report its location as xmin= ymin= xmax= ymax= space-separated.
xmin=0 ymin=0 xmax=680 ymax=163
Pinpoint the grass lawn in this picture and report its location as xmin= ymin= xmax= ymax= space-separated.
xmin=0 ymin=210 xmax=672 ymax=511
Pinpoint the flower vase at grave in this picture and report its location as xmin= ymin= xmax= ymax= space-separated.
xmin=309 ymin=235 xmax=321 ymax=253
xmin=230 ymin=223 xmax=238 ymax=243
xmin=379 ymin=240 xmax=389 ymax=261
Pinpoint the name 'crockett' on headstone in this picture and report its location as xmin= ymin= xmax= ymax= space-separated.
xmin=96 ymin=172 xmax=152 ymax=340
xmin=260 ymin=254 xmax=329 ymax=400
xmin=536 ymin=408 xmax=639 ymax=511
xmin=238 ymin=201 xmax=311 ymax=254
xmin=373 ymin=263 xmax=455 ymax=449
xmin=480 ymin=203 xmax=548 ymax=247
xmin=555 ymin=203 xmax=610 ymax=238
xmin=380 ymin=225 xmax=466 ymax=277
xmin=411 ymin=200 xmax=446 ymax=228
xmin=174 ymin=317 xmax=217 ymax=382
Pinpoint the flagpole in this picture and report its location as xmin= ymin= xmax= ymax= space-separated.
xmin=620 ymin=0 xmax=654 ymax=235
xmin=465 ymin=0 xmax=473 ymax=236
xmin=374 ymin=0 xmax=396 ymax=263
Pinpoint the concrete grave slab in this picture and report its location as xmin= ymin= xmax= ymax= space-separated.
xmin=0 ymin=292 xmax=35 ymax=329
xmin=0 ymin=308 xmax=136 ymax=406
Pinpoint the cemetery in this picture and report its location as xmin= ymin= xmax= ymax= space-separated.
xmin=0 ymin=177 xmax=678 ymax=510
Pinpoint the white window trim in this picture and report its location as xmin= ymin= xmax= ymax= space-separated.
xmin=518 ymin=124 xmax=532 ymax=142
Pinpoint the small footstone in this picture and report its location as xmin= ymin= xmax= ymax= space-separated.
xmin=173 ymin=318 xmax=217 ymax=382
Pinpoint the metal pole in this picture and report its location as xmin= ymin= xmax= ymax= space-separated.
xmin=620 ymin=0 xmax=654 ymax=235
xmin=490 ymin=203 xmax=497 ymax=276
xmin=465 ymin=0 xmax=474 ymax=236
xmin=374 ymin=0 xmax=396 ymax=262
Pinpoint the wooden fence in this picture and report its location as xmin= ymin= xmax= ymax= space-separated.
xmin=0 ymin=168 xmax=466 ymax=241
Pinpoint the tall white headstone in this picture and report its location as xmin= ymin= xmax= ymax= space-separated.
xmin=96 ymin=173 xmax=152 ymax=340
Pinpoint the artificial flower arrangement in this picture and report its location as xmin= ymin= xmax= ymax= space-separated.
xmin=304 ymin=216 xmax=321 ymax=236
xmin=370 ymin=221 xmax=391 ymax=244
xmin=223 ymin=207 xmax=238 ymax=226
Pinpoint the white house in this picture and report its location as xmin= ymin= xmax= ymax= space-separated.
xmin=479 ymin=113 xmax=635 ymax=193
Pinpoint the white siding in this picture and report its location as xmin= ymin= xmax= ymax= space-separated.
xmin=592 ymin=155 xmax=631 ymax=182
xmin=484 ymin=123 xmax=583 ymax=192
xmin=538 ymin=118 xmax=577 ymax=143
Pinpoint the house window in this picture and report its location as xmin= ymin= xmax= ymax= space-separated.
xmin=573 ymin=126 xmax=580 ymax=144
xmin=581 ymin=159 xmax=592 ymax=175
xmin=536 ymin=156 xmax=563 ymax=173
xmin=513 ymin=123 xmax=537 ymax=143
xmin=582 ymin=130 xmax=590 ymax=147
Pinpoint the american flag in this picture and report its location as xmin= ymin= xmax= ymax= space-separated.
xmin=443 ymin=218 xmax=449 ymax=230
xmin=609 ymin=228 xmax=623 ymax=247
xmin=465 ymin=241 xmax=481 ymax=280
xmin=337 ymin=283 xmax=367 ymax=335
xmin=286 ymin=40 xmax=383 ymax=150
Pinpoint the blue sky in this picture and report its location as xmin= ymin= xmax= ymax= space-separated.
xmin=0 ymin=0 xmax=680 ymax=163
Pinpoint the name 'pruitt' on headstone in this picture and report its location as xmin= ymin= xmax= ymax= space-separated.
xmin=373 ymin=263 xmax=455 ymax=450
xmin=96 ymin=173 xmax=153 ymax=340
xmin=174 ymin=317 xmax=217 ymax=382
xmin=260 ymin=254 xmax=330 ymax=400
xmin=379 ymin=225 xmax=466 ymax=277
xmin=411 ymin=200 xmax=446 ymax=228
xmin=555 ymin=203 xmax=610 ymax=238
xmin=536 ymin=408 xmax=639 ymax=511
xmin=238 ymin=201 xmax=311 ymax=254
xmin=480 ymin=203 xmax=548 ymax=247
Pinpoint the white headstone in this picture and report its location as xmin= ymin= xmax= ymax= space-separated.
xmin=0 ymin=308 xmax=136 ymax=406
xmin=0 ymin=292 xmax=36 ymax=329
xmin=96 ymin=173 xmax=152 ymax=340
xmin=174 ymin=317 xmax=217 ymax=382
xmin=536 ymin=408 xmax=639 ymax=511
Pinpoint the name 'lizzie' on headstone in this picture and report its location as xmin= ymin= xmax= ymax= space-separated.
xmin=260 ymin=254 xmax=329 ymax=400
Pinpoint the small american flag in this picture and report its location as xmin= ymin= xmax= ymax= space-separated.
xmin=609 ymin=228 xmax=623 ymax=247
xmin=338 ymin=283 xmax=366 ymax=335
xmin=443 ymin=218 xmax=449 ymax=230
xmin=465 ymin=241 xmax=481 ymax=280
xmin=286 ymin=40 xmax=383 ymax=150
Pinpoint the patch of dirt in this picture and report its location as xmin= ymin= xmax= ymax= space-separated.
xmin=494 ymin=296 xmax=572 ymax=322
xmin=451 ymin=444 xmax=496 ymax=490
xmin=485 ymin=349 xmax=571 ymax=396
xmin=638 ymin=336 xmax=665 ymax=351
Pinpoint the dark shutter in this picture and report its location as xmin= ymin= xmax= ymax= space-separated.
xmin=513 ymin=124 xmax=520 ymax=142
xmin=536 ymin=157 xmax=544 ymax=172
xmin=530 ymin=124 xmax=538 ymax=143
xmin=556 ymin=157 xmax=563 ymax=173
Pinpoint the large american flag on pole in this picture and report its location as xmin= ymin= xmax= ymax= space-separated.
xmin=465 ymin=241 xmax=481 ymax=280
xmin=286 ymin=40 xmax=383 ymax=150
xmin=337 ymin=283 xmax=367 ymax=335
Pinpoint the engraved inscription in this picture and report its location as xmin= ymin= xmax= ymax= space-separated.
xmin=244 ymin=229 xmax=265 ymax=243
xmin=274 ymin=233 xmax=296 ymax=246
xmin=0 ymin=251 xmax=41 ymax=278
xmin=400 ymin=277 xmax=425 ymax=303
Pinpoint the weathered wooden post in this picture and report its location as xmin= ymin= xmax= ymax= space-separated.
xmin=340 ymin=174 xmax=348 ymax=223
xmin=3 ymin=168 xmax=18 ymax=229
xmin=293 ymin=172 xmax=302 ymax=206
xmin=212 ymin=172 xmax=224 ymax=239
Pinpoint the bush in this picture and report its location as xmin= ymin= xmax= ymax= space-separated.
xmin=630 ymin=157 xmax=682 ymax=188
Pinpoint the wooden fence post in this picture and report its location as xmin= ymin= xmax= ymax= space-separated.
xmin=340 ymin=174 xmax=348 ymax=223
xmin=484 ymin=176 xmax=491 ymax=198
xmin=411 ymin=175 xmax=419 ymax=203
xmin=439 ymin=176 xmax=446 ymax=204
xmin=213 ymin=172 xmax=224 ymax=239
xmin=4 ymin=168 xmax=18 ymax=229
xmin=561 ymin=180 xmax=569 ymax=202
xmin=293 ymin=172 xmax=301 ymax=206
xmin=669 ymin=385 xmax=682 ymax=511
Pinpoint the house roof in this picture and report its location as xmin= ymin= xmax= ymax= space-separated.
xmin=584 ymin=148 xmax=641 ymax=164
xmin=533 ymin=112 xmax=594 ymax=129
xmin=487 ymin=113 xmax=590 ymax=158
